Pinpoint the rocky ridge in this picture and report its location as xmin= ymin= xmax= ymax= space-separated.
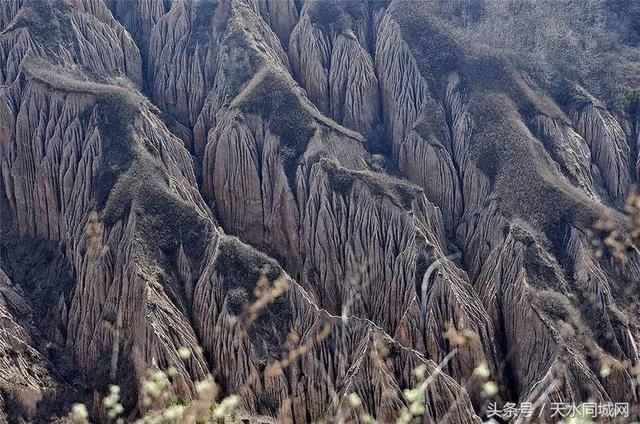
xmin=0 ymin=0 xmax=639 ymax=422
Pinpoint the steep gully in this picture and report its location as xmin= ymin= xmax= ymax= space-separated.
xmin=0 ymin=0 xmax=639 ymax=422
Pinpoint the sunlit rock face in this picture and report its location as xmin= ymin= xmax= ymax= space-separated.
xmin=1 ymin=0 xmax=639 ymax=422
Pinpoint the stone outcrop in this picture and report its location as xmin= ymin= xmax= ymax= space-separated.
xmin=289 ymin=1 xmax=381 ymax=145
xmin=0 ymin=268 xmax=58 ymax=421
xmin=1 ymin=0 xmax=640 ymax=422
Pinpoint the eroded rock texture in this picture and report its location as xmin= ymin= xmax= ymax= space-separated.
xmin=1 ymin=0 xmax=640 ymax=422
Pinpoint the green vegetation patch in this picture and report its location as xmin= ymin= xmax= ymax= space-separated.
xmin=94 ymin=92 xmax=140 ymax=212
xmin=12 ymin=0 xmax=76 ymax=58
xmin=221 ymin=23 xmax=264 ymax=99
xmin=391 ymin=3 xmax=461 ymax=90
xmin=186 ymin=0 xmax=218 ymax=51
xmin=214 ymin=237 xmax=290 ymax=361
xmin=413 ymin=96 xmax=449 ymax=143
xmin=392 ymin=1 xmax=606 ymax=263
xmin=624 ymin=89 xmax=640 ymax=118
xmin=509 ymin=224 xmax=568 ymax=294
xmin=100 ymin=157 xmax=160 ymax=225
xmin=214 ymin=237 xmax=282 ymax=298
xmin=321 ymin=157 xmax=422 ymax=210
xmin=234 ymin=69 xmax=316 ymax=186
xmin=392 ymin=1 xmax=565 ymax=120
xmin=425 ymin=0 xmax=640 ymax=112
xmin=101 ymin=147 xmax=212 ymax=272
xmin=134 ymin=182 xmax=211 ymax=269
xmin=514 ymin=224 xmax=631 ymax=357
xmin=93 ymin=91 xmax=211 ymax=271
xmin=532 ymin=289 xmax=578 ymax=325
xmin=306 ymin=0 xmax=368 ymax=34
xmin=468 ymin=94 xmax=601 ymax=256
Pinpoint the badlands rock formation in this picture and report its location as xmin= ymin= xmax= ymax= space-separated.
xmin=0 ymin=0 xmax=639 ymax=422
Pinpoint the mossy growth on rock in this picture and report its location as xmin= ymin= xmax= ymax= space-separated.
xmin=624 ymin=89 xmax=640 ymax=118
xmin=101 ymin=147 xmax=212 ymax=272
xmin=186 ymin=0 xmax=218 ymax=51
xmin=12 ymin=0 xmax=75 ymax=58
xmin=532 ymin=289 xmax=578 ymax=325
xmin=413 ymin=96 xmax=449 ymax=144
xmin=393 ymin=1 xmax=574 ymax=215
xmin=391 ymin=3 xmax=462 ymax=90
xmin=214 ymin=237 xmax=290 ymax=360
xmin=100 ymin=158 xmax=161 ymax=225
xmin=514 ymin=224 xmax=629 ymax=355
xmin=94 ymin=92 xmax=140 ymax=211
xmin=93 ymin=91 xmax=211 ymax=271
xmin=234 ymin=69 xmax=316 ymax=185
xmin=321 ymin=157 xmax=422 ymax=210
xmin=393 ymin=0 xmax=564 ymax=120
xmin=468 ymin=93 xmax=601 ymax=258
xmin=134 ymin=182 xmax=211 ymax=268
xmin=215 ymin=237 xmax=282 ymax=295
xmin=509 ymin=224 xmax=568 ymax=294
xmin=307 ymin=0 xmax=368 ymax=34
xmin=221 ymin=23 xmax=264 ymax=99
